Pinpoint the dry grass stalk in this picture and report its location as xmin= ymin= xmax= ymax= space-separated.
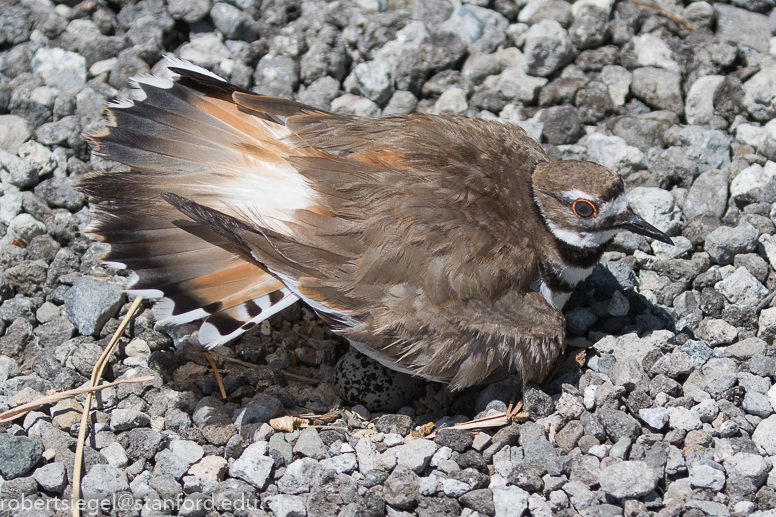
xmin=203 ymin=351 xmax=227 ymax=399
xmin=0 ymin=374 xmax=155 ymax=424
xmin=72 ymin=295 xmax=145 ymax=517
xmin=630 ymin=0 xmax=696 ymax=30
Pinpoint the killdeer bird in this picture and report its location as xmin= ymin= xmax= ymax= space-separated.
xmin=82 ymin=58 xmax=672 ymax=390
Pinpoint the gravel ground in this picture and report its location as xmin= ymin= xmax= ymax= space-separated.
xmin=1 ymin=0 xmax=776 ymax=516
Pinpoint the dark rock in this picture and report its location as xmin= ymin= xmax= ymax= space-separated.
xmin=597 ymin=407 xmax=642 ymax=442
xmin=434 ymin=428 xmax=474 ymax=453
xmin=0 ymin=434 xmax=42 ymax=479
xmin=540 ymin=106 xmax=585 ymax=145
xmin=375 ymin=414 xmax=414 ymax=436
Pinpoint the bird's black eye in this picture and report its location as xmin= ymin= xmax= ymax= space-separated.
xmin=572 ymin=199 xmax=597 ymax=218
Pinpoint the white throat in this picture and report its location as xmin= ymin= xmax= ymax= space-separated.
xmin=545 ymin=224 xmax=617 ymax=249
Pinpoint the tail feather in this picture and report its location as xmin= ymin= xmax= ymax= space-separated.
xmin=81 ymin=56 xmax=330 ymax=348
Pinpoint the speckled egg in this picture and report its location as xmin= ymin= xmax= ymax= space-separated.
xmin=333 ymin=349 xmax=426 ymax=413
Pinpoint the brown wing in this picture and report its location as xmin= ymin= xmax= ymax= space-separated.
xmin=159 ymin=100 xmax=559 ymax=386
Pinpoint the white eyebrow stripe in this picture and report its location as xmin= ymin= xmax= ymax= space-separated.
xmin=598 ymin=193 xmax=628 ymax=219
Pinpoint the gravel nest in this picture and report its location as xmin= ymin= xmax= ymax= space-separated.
xmin=2 ymin=0 xmax=776 ymax=516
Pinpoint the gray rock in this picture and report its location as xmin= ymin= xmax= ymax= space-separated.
xmin=34 ymin=177 xmax=86 ymax=211
xmin=599 ymin=461 xmax=659 ymax=499
xmin=100 ymin=442 xmax=129 ymax=469
xmin=726 ymin=337 xmax=767 ymax=360
xmin=630 ymin=67 xmax=683 ymax=114
xmin=293 ymin=428 xmax=328 ymax=460
xmin=81 ymin=464 xmax=130 ymax=505
xmin=639 ymin=407 xmax=669 ymax=430
xmin=680 ymin=127 xmax=731 ymax=173
xmin=683 ymin=171 xmax=729 ymax=221
xmin=64 ymin=276 xmax=124 ymax=336
xmin=168 ymin=0 xmax=211 ymax=23
xmin=565 ymin=306 xmax=597 ymax=335
xmin=716 ymin=4 xmax=770 ymax=53
xmin=345 ymin=60 xmax=394 ymax=106
xmin=743 ymin=391 xmax=773 ymax=417
xmin=759 ymin=307 xmax=776 ymax=340
xmin=265 ymin=494 xmax=306 ymax=517
xmin=715 ymin=266 xmax=767 ymax=307
xmin=627 ymin=34 xmax=680 ymax=73
xmin=0 ymin=115 xmax=30 ymax=154
xmin=688 ymin=461 xmax=725 ymax=491
xmin=254 ymin=54 xmax=299 ymax=99
xmin=650 ymin=350 xmax=694 ymax=379
xmin=278 ymin=457 xmax=321 ymax=494
xmin=569 ymin=5 xmax=608 ymax=49
xmin=382 ymin=91 xmax=418 ymax=116
xmin=169 ymin=440 xmax=204 ymax=465
xmin=295 ymin=76 xmax=341 ymax=111
xmin=597 ymin=407 xmax=641 ymax=442
xmin=627 ymin=187 xmax=682 ymax=237
xmin=32 ymin=462 xmax=67 ymax=492
xmin=392 ymin=438 xmax=438 ymax=474
xmin=110 ymin=408 xmax=151 ymax=431
xmin=684 ymin=500 xmax=732 ymax=517
xmin=666 ymin=406 xmax=702 ymax=432
xmin=492 ymin=485 xmax=529 ymax=516
xmin=484 ymin=67 xmax=548 ymax=103
xmin=320 ymin=453 xmax=358 ymax=474
xmin=738 ymin=372 xmax=770 ymax=394
xmin=607 ymin=291 xmax=630 ymax=317
xmin=704 ymin=224 xmax=758 ymax=265
xmin=724 ymin=452 xmax=767 ymax=486
xmin=523 ymin=20 xmax=574 ymax=77
xmin=31 ymin=47 xmax=87 ymax=95
xmin=685 ymin=75 xmax=739 ymax=128
xmin=384 ymin=466 xmax=420 ymax=510
xmin=0 ymin=434 xmax=43 ymax=479
xmin=753 ymin=415 xmax=776 ymax=454
xmin=153 ymin=448 xmax=190 ymax=479
xmin=232 ymin=393 xmax=283 ymax=430
xmin=743 ymin=68 xmax=776 ymax=122
xmin=118 ymin=428 xmax=162 ymax=461
xmin=330 ymin=94 xmax=381 ymax=118
xmin=0 ymin=149 xmax=38 ymax=188
xmin=696 ymin=318 xmax=738 ymax=346
xmin=229 ymin=442 xmax=273 ymax=489
xmin=586 ymin=133 xmax=644 ymax=175
xmin=210 ymin=3 xmax=257 ymax=41
xmin=439 ymin=5 xmax=509 ymax=53
xmin=562 ymin=480 xmax=596 ymax=510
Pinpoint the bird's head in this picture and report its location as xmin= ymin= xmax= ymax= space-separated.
xmin=531 ymin=160 xmax=673 ymax=249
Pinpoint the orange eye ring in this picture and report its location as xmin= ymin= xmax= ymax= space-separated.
xmin=572 ymin=199 xmax=597 ymax=218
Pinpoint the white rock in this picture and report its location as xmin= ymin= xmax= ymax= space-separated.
xmin=31 ymin=47 xmax=86 ymax=94
xmin=485 ymin=67 xmax=548 ymax=103
xmin=753 ymin=415 xmax=776 ymax=455
xmin=685 ymin=75 xmax=725 ymax=125
xmin=433 ymin=88 xmax=468 ymax=114
xmin=586 ymin=133 xmax=644 ymax=175
xmin=177 ymin=33 xmax=231 ymax=69
xmin=627 ymin=187 xmax=683 ymax=237
xmin=631 ymin=34 xmax=681 ymax=73
xmin=492 ymin=485 xmax=530 ymax=517
xmin=715 ymin=266 xmax=768 ymax=307
xmin=667 ymin=406 xmax=702 ymax=432
xmin=571 ymin=0 xmax=614 ymax=16
xmin=731 ymin=162 xmax=776 ymax=199
xmin=736 ymin=123 xmax=769 ymax=150
xmin=600 ymin=65 xmax=632 ymax=106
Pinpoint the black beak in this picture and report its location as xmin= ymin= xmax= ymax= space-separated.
xmin=619 ymin=209 xmax=674 ymax=245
